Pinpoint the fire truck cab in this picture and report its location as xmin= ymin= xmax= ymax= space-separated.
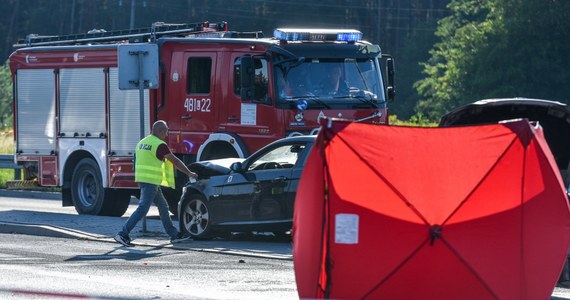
xmin=9 ymin=21 xmax=394 ymax=216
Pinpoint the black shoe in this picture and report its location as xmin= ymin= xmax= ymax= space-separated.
xmin=114 ymin=233 xmax=134 ymax=247
xmin=171 ymin=232 xmax=192 ymax=243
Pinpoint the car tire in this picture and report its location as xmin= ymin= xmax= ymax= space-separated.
xmin=179 ymin=194 xmax=214 ymax=240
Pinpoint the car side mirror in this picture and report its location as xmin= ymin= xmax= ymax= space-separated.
xmin=230 ymin=162 xmax=243 ymax=172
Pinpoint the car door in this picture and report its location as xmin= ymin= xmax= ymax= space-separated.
xmin=216 ymin=143 xmax=305 ymax=224
xmin=282 ymin=142 xmax=313 ymax=217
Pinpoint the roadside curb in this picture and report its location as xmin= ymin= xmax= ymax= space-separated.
xmin=0 ymin=189 xmax=61 ymax=200
xmin=0 ymin=220 xmax=165 ymax=246
xmin=0 ymin=221 xmax=90 ymax=239
xmin=0 ymin=220 xmax=173 ymax=245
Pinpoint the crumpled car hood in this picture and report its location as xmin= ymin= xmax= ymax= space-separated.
xmin=188 ymin=158 xmax=246 ymax=179
xmin=440 ymin=98 xmax=570 ymax=171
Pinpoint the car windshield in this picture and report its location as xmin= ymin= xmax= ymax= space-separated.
xmin=276 ymin=58 xmax=384 ymax=105
xmin=248 ymin=144 xmax=306 ymax=171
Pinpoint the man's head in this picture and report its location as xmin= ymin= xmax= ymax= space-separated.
xmin=321 ymin=64 xmax=342 ymax=93
xmin=152 ymin=120 xmax=169 ymax=140
xmin=328 ymin=64 xmax=342 ymax=80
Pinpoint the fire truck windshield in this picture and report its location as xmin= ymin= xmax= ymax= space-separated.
xmin=276 ymin=58 xmax=385 ymax=108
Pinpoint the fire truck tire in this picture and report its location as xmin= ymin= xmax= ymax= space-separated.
xmin=71 ymin=158 xmax=106 ymax=215
xmin=101 ymin=190 xmax=131 ymax=217
xmin=200 ymin=144 xmax=239 ymax=161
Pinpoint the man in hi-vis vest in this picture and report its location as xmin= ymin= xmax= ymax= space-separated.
xmin=114 ymin=120 xmax=198 ymax=247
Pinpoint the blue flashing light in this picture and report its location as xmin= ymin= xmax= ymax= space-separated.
xmin=274 ymin=30 xmax=309 ymax=41
xmin=296 ymin=99 xmax=308 ymax=111
xmin=337 ymin=31 xmax=362 ymax=42
xmin=274 ymin=29 xmax=362 ymax=42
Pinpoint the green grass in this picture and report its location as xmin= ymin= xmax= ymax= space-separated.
xmin=0 ymin=130 xmax=17 ymax=187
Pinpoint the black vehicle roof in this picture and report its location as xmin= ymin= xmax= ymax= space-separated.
xmin=439 ymin=98 xmax=569 ymax=126
xmin=439 ymin=97 xmax=570 ymax=171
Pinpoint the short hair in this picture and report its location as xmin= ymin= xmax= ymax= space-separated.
xmin=152 ymin=120 xmax=168 ymax=135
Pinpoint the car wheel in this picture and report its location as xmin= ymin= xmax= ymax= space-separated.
xmin=179 ymin=194 xmax=214 ymax=240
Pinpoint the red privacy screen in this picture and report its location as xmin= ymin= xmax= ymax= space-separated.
xmin=293 ymin=118 xmax=570 ymax=300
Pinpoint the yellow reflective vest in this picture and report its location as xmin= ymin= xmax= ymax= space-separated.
xmin=134 ymin=135 xmax=175 ymax=188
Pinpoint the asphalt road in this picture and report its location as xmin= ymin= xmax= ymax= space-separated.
xmin=0 ymin=189 xmax=293 ymax=260
xmin=0 ymin=233 xmax=297 ymax=299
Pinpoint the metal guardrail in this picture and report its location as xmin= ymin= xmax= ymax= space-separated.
xmin=0 ymin=154 xmax=22 ymax=180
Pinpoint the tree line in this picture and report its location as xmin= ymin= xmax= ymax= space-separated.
xmin=0 ymin=0 xmax=568 ymax=130
xmin=415 ymin=0 xmax=570 ymax=120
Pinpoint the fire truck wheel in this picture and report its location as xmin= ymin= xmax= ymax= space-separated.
xmin=200 ymin=144 xmax=239 ymax=161
xmin=101 ymin=190 xmax=131 ymax=217
xmin=71 ymin=158 xmax=105 ymax=215
xmin=179 ymin=194 xmax=214 ymax=240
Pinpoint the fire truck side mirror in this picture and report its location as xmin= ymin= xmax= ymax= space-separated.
xmin=240 ymin=56 xmax=256 ymax=100
xmin=385 ymin=57 xmax=395 ymax=102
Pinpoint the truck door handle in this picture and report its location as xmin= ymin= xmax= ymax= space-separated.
xmin=228 ymin=116 xmax=239 ymax=122
xmin=182 ymin=115 xmax=192 ymax=120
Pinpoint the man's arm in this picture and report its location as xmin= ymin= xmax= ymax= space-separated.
xmin=164 ymin=153 xmax=198 ymax=179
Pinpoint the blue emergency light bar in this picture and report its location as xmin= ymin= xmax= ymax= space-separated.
xmin=273 ymin=28 xmax=362 ymax=42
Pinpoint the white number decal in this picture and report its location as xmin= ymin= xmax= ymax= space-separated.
xmin=184 ymin=98 xmax=211 ymax=112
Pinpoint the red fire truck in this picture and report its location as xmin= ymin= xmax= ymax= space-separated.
xmin=9 ymin=21 xmax=394 ymax=217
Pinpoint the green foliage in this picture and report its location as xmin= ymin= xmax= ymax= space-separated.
xmin=415 ymin=0 xmax=570 ymax=121
xmin=414 ymin=0 xmax=497 ymax=120
xmin=470 ymin=0 xmax=570 ymax=103
xmin=391 ymin=19 xmax=440 ymax=120
xmin=389 ymin=114 xmax=438 ymax=127
xmin=0 ymin=60 xmax=12 ymax=130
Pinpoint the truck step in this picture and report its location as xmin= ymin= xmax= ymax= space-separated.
xmin=6 ymin=180 xmax=43 ymax=190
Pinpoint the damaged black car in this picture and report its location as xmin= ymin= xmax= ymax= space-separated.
xmin=178 ymin=135 xmax=315 ymax=239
